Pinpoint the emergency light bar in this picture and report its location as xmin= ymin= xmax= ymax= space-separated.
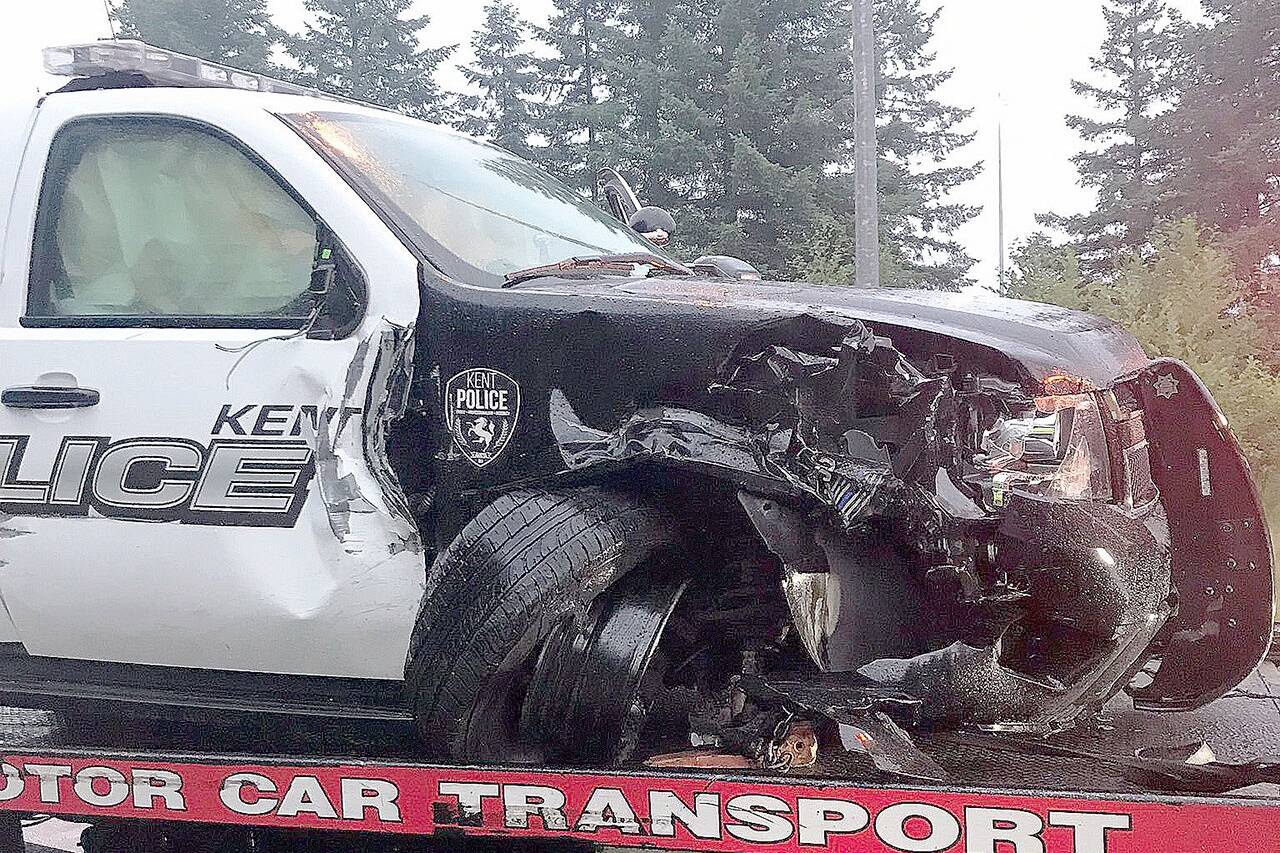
xmin=43 ymin=39 xmax=333 ymax=100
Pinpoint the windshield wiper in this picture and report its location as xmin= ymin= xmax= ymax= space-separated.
xmin=502 ymin=252 xmax=693 ymax=288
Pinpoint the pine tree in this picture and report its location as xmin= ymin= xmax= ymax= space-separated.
xmin=1161 ymin=0 xmax=1280 ymax=296
xmin=287 ymin=0 xmax=456 ymax=121
xmin=1039 ymin=0 xmax=1181 ymax=280
xmin=866 ymin=0 xmax=982 ymax=289
xmin=527 ymin=0 xmax=980 ymax=287
xmin=111 ymin=0 xmax=281 ymax=73
xmin=533 ymin=0 xmax=624 ymax=195
xmin=457 ymin=0 xmax=539 ymax=156
xmin=552 ymin=0 xmax=857 ymax=278
xmin=590 ymin=0 xmax=689 ymax=205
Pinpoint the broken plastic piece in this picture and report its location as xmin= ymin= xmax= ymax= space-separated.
xmin=837 ymin=713 xmax=949 ymax=782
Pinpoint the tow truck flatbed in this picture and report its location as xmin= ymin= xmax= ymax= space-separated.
xmin=0 ymin=667 xmax=1278 ymax=852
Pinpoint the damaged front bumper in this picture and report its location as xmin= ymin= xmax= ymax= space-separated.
xmin=547 ymin=313 xmax=1273 ymax=733
xmin=1124 ymin=360 xmax=1274 ymax=710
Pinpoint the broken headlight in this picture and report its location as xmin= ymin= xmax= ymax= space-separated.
xmin=973 ymin=394 xmax=1113 ymax=509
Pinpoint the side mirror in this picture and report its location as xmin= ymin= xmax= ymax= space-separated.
xmin=598 ymin=167 xmax=641 ymax=223
xmin=628 ymin=206 xmax=677 ymax=246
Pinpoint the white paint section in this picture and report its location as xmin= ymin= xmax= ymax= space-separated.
xmin=874 ymin=802 xmax=962 ymax=852
xmin=796 ymin=797 xmax=870 ymax=846
xmin=502 ymin=785 xmax=569 ymax=831
xmin=1049 ymin=811 xmax=1133 ymax=853
xmin=72 ymin=766 xmax=130 ymax=808
xmin=220 ymin=773 xmax=278 ymax=816
xmin=647 ymin=791 xmax=721 ymax=840
xmin=23 ymin=818 xmax=88 ymax=852
xmin=723 ymin=794 xmax=793 ymax=844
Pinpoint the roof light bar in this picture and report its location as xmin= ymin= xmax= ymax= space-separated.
xmin=43 ymin=39 xmax=333 ymax=100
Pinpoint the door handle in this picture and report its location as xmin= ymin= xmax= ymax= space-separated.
xmin=1 ymin=385 xmax=100 ymax=409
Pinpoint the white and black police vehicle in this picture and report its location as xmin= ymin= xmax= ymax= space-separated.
xmin=0 ymin=40 xmax=1271 ymax=789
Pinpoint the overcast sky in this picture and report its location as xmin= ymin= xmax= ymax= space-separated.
xmin=4 ymin=0 xmax=1207 ymax=289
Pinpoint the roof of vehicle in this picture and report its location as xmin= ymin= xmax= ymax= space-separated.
xmin=45 ymin=82 xmax=384 ymax=119
xmin=36 ymin=39 xmax=451 ymax=129
xmin=0 ymin=49 xmax=461 ymax=285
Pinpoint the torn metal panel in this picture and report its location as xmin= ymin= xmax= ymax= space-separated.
xmin=738 ymin=492 xmax=923 ymax=669
xmin=307 ymin=320 xmax=422 ymax=557
xmin=421 ymin=250 xmax=1273 ymax=744
xmin=541 ymin=304 xmax=1186 ymax=732
xmin=742 ymin=489 xmax=1173 ymax=732
xmin=550 ymin=316 xmax=936 ymax=533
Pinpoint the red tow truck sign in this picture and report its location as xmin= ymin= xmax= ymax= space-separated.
xmin=0 ymin=754 xmax=1274 ymax=852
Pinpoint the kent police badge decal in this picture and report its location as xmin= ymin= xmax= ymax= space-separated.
xmin=445 ymin=368 xmax=521 ymax=468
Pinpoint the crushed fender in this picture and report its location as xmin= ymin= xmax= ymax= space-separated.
xmin=543 ymin=311 xmax=1192 ymax=735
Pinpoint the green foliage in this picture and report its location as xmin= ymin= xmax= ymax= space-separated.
xmin=1096 ymin=224 xmax=1280 ymax=495
xmin=457 ymin=0 xmax=540 ymax=157
xmin=532 ymin=0 xmax=625 ymax=195
xmin=111 ymin=0 xmax=281 ymax=73
xmin=529 ymin=0 xmax=980 ymax=286
xmin=287 ymin=0 xmax=456 ymax=121
xmin=110 ymin=0 xmax=983 ymax=288
xmin=1160 ymin=0 xmax=1280 ymax=294
xmin=1039 ymin=0 xmax=1181 ymax=279
xmin=1000 ymin=232 xmax=1088 ymax=307
xmin=1048 ymin=0 xmax=1280 ymax=298
xmin=869 ymin=0 xmax=981 ymax=289
xmin=792 ymin=216 xmax=858 ymax=285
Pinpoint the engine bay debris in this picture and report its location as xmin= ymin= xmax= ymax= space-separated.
xmin=531 ymin=308 xmax=1269 ymax=754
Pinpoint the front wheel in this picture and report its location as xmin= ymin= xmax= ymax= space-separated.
xmin=404 ymin=486 xmax=683 ymax=761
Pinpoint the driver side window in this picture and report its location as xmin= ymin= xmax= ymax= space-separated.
xmin=29 ymin=117 xmax=320 ymax=324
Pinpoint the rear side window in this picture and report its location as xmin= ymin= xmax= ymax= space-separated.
xmin=28 ymin=117 xmax=320 ymax=326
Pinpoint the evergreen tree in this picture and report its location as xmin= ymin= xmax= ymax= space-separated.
xmin=457 ymin=0 xmax=540 ymax=156
xmin=865 ymin=0 xmax=983 ymax=289
xmin=700 ymin=0 xmax=850 ymax=276
xmin=534 ymin=0 xmax=625 ymax=195
xmin=287 ymin=0 xmax=456 ymax=121
xmin=540 ymin=0 xmax=980 ymax=287
xmin=999 ymin=233 xmax=1088 ymax=306
xmin=589 ymin=0 xmax=691 ymax=205
xmin=1161 ymin=0 xmax=1280 ymax=296
xmin=111 ymin=0 xmax=280 ymax=73
xmin=1040 ymin=0 xmax=1181 ymax=280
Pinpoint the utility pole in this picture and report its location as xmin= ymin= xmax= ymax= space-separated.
xmin=852 ymin=0 xmax=880 ymax=288
xmin=997 ymin=122 xmax=1005 ymax=289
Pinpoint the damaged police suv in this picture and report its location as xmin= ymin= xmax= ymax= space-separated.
xmin=0 ymin=41 xmax=1270 ymax=773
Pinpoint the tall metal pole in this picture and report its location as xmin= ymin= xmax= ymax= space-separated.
xmin=852 ymin=0 xmax=880 ymax=288
xmin=997 ymin=122 xmax=1005 ymax=289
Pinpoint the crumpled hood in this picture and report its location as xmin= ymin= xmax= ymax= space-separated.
xmin=518 ymin=275 xmax=1150 ymax=388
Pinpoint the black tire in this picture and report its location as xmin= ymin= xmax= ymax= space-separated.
xmin=405 ymin=486 xmax=682 ymax=760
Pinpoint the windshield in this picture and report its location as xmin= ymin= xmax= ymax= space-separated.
xmin=283 ymin=111 xmax=664 ymax=286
